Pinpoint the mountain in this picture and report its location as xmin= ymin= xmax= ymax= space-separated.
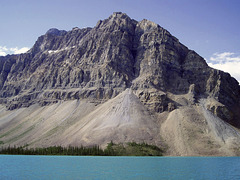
xmin=0 ymin=12 xmax=240 ymax=156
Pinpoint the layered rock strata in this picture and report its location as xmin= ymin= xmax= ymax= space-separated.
xmin=0 ymin=12 xmax=240 ymax=155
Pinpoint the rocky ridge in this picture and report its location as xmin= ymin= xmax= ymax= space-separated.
xmin=0 ymin=12 xmax=240 ymax=155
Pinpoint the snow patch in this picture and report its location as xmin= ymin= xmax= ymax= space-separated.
xmin=48 ymin=46 xmax=76 ymax=54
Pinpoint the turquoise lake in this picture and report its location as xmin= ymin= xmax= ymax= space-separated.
xmin=0 ymin=155 xmax=240 ymax=180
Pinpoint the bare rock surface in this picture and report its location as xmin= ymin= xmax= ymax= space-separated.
xmin=0 ymin=12 xmax=240 ymax=155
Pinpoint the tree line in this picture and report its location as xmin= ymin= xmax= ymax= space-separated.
xmin=0 ymin=141 xmax=164 ymax=156
xmin=0 ymin=145 xmax=114 ymax=156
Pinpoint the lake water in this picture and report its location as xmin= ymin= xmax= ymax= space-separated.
xmin=0 ymin=155 xmax=240 ymax=180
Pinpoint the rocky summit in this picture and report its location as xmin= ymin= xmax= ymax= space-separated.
xmin=0 ymin=12 xmax=240 ymax=156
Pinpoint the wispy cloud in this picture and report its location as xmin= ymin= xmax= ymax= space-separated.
xmin=0 ymin=46 xmax=30 ymax=56
xmin=10 ymin=47 xmax=30 ymax=54
xmin=0 ymin=46 xmax=8 ymax=56
xmin=208 ymin=52 xmax=240 ymax=83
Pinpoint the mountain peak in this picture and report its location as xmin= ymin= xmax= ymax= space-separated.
xmin=46 ymin=28 xmax=67 ymax=36
xmin=95 ymin=12 xmax=137 ymax=33
xmin=109 ymin=12 xmax=131 ymax=20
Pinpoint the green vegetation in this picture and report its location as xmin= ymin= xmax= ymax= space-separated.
xmin=0 ymin=141 xmax=164 ymax=156
xmin=0 ymin=145 xmax=105 ymax=156
xmin=6 ymin=125 xmax=35 ymax=144
xmin=0 ymin=124 xmax=23 ymax=139
xmin=107 ymin=141 xmax=164 ymax=156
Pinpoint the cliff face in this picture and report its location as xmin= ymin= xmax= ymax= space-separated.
xmin=0 ymin=12 xmax=240 ymax=155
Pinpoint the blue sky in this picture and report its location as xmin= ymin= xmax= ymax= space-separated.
xmin=0 ymin=0 xmax=240 ymax=82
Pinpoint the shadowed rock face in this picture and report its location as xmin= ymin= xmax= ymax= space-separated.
xmin=0 ymin=12 xmax=240 ymax=146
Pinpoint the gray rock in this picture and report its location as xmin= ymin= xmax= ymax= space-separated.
xmin=0 ymin=12 xmax=239 ymax=128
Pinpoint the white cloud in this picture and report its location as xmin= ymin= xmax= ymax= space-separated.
xmin=10 ymin=47 xmax=30 ymax=54
xmin=208 ymin=52 xmax=240 ymax=83
xmin=0 ymin=46 xmax=30 ymax=56
xmin=0 ymin=51 xmax=7 ymax=56
xmin=0 ymin=46 xmax=8 ymax=56
xmin=209 ymin=52 xmax=240 ymax=63
xmin=0 ymin=46 xmax=8 ymax=51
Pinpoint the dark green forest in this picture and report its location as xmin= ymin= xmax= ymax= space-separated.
xmin=0 ymin=142 xmax=164 ymax=156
